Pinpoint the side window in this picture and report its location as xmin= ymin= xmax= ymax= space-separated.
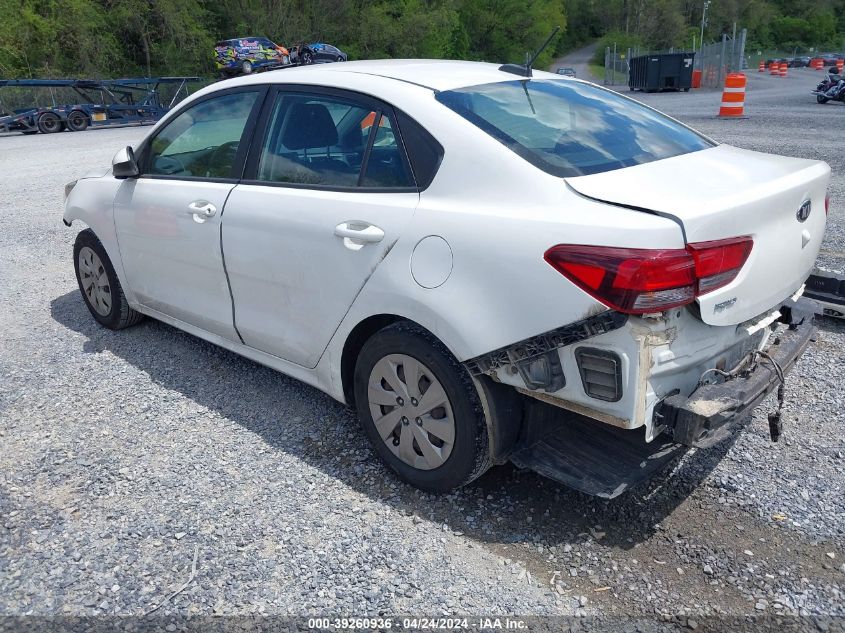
xmin=256 ymin=93 xmax=371 ymax=187
xmin=146 ymin=90 xmax=258 ymax=179
xmin=255 ymin=91 xmax=414 ymax=189
xmin=360 ymin=112 xmax=414 ymax=188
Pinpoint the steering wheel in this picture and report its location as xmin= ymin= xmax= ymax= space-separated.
xmin=204 ymin=141 xmax=240 ymax=178
xmin=153 ymin=155 xmax=186 ymax=175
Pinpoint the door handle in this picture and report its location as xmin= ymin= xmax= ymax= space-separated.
xmin=187 ymin=200 xmax=217 ymax=222
xmin=334 ymin=221 xmax=385 ymax=248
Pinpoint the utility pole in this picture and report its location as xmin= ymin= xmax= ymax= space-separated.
xmin=699 ymin=1 xmax=711 ymax=51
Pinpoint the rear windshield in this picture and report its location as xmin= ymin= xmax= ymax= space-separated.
xmin=435 ymin=79 xmax=713 ymax=177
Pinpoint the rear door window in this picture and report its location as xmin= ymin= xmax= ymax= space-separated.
xmin=360 ymin=112 xmax=414 ymax=188
xmin=254 ymin=90 xmax=414 ymax=189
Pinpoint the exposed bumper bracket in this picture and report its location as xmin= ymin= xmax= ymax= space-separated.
xmin=658 ymin=298 xmax=817 ymax=448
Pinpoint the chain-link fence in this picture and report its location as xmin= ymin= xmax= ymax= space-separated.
xmin=603 ymin=29 xmax=747 ymax=89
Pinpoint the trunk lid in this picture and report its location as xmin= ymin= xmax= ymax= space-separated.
xmin=566 ymin=144 xmax=830 ymax=326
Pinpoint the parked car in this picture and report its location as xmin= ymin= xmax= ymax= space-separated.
xmin=214 ymin=37 xmax=290 ymax=76
xmin=789 ymin=56 xmax=812 ymax=68
xmin=290 ymin=42 xmax=348 ymax=64
xmin=64 ymin=60 xmax=829 ymax=498
xmin=556 ymin=67 xmax=576 ymax=77
xmin=819 ymin=54 xmax=843 ymax=66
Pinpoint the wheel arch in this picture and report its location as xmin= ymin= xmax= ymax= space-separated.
xmin=337 ymin=312 xmax=524 ymax=463
xmin=339 ymin=313 xmax=405 ymax=405
xmin=338 ymin=311 xmax=473 ymax=406
xmin=63 ymin=178 xmax=137 ymax=306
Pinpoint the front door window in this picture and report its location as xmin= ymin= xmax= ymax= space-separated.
xmin=147 ymin=91 xmax=259 ymax=179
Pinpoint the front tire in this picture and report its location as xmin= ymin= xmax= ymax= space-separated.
xmin=241 ymin=60 xmax=253 ymax=74
xmin=354 ymin=322 xmax=491 ymax=492
xmin=73 ymin=229 xmax=144 ymax=330
xmin=817 ymin=94 xmax=829 ymax=104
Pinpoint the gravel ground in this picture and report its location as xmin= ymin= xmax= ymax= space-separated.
xmin=1 ymin=69 xmax=844 ymax=627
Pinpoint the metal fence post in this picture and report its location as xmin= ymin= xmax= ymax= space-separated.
xmin=731 ymin=22 xmax=736 ymax=70
xmin=719 ymin=34 xmax=727 ymax=86
xmin=605 ymin=46 xmax=610 ymax=85
xmin=739 ymin=28 xmax=747 ymax=71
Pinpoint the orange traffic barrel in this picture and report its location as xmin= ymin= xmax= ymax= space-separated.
xmin=779 ymin=62 xmax=788 ymax=77
xmin=812 ymin=58 xmax=824 ymax=70
xmin=769 ymin=62 xmax=779 ymax=75
xmin=758 ymin=60 xmax=765 ymax=72
xmin=719 ymin=73 xmax=746 ymax=117
xmin=691 ymin=69 xmax=702 ymax=88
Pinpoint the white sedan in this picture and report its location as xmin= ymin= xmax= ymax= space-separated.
xmin=64 ymin=60 xmax=829 ymax=497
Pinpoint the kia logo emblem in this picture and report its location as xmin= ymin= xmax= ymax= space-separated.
xmin=797 ymin=200 xmax=811 ymax=222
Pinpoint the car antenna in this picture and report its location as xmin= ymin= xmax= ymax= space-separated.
xmin=499 ymin=26 xmax=560 ymax=78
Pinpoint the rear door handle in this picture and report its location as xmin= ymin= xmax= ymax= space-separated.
xmin=187 ymin=200 xmax=217 ymax=222
xmin=334 ymin=221 xmax=385 ymax=250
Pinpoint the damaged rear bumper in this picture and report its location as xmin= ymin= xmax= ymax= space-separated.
xmin=657 ymin=298 xmax=817 ymax=448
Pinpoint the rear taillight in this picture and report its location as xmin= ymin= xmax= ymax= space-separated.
xmin=544 ymin=236 xmax=753 ymax=315
xmin=544 ymin=246 xmax=695 ymax=314
xmin=687 ymin=237 xmax=754 ymax=294
xmin=825 ymin=194 xmax=831 ymax=215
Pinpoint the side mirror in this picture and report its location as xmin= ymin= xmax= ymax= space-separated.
xmin=112 ymin=146 xmax=140 ymax=179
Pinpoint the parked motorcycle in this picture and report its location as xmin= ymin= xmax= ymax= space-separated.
xmin=811 ymin=67 xmax=845 ymax=104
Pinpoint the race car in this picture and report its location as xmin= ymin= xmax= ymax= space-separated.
xmin=214 ymin=37 xmax=291 ymax=77
xmin=290 ymin=42 xmax=348 ymax=65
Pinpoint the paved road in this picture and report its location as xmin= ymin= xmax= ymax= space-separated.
xmin=550 ymin=42 xmax=599 ymax=80
xmin=1 ymin=73 xmax=843 ymax=625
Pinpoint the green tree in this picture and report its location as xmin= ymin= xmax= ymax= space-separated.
xmin=459 ymin=0 xmax=566 ymax=66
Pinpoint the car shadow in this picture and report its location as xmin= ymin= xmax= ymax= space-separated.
xmin=50 ymin=290 xmax=742 ymax=553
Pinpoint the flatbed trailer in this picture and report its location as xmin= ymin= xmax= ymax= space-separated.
xmin=805 ymin=268 xmax=845 ymax=319
xmin=0 ymin=77 xmax=200 ymax=135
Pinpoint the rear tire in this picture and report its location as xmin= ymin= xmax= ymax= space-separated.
xmin=37 ymin=112 xmax=62 ymax=134
xmin=73 ymin=229 xmax=144 ymax=330
xmin=817 ymin=94 xmax=829 ymax=104
xmin=66 ymin=110 xmax=89 ymax=132
xmin=353 ymin=321 xmax=491 ymax=492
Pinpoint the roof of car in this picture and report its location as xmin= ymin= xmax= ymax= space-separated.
xmin=237 ymin=59 xmax=561 ymax=92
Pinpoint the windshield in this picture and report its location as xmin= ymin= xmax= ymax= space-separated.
xmin=436 ymin=79 xmax=713 ymax=177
